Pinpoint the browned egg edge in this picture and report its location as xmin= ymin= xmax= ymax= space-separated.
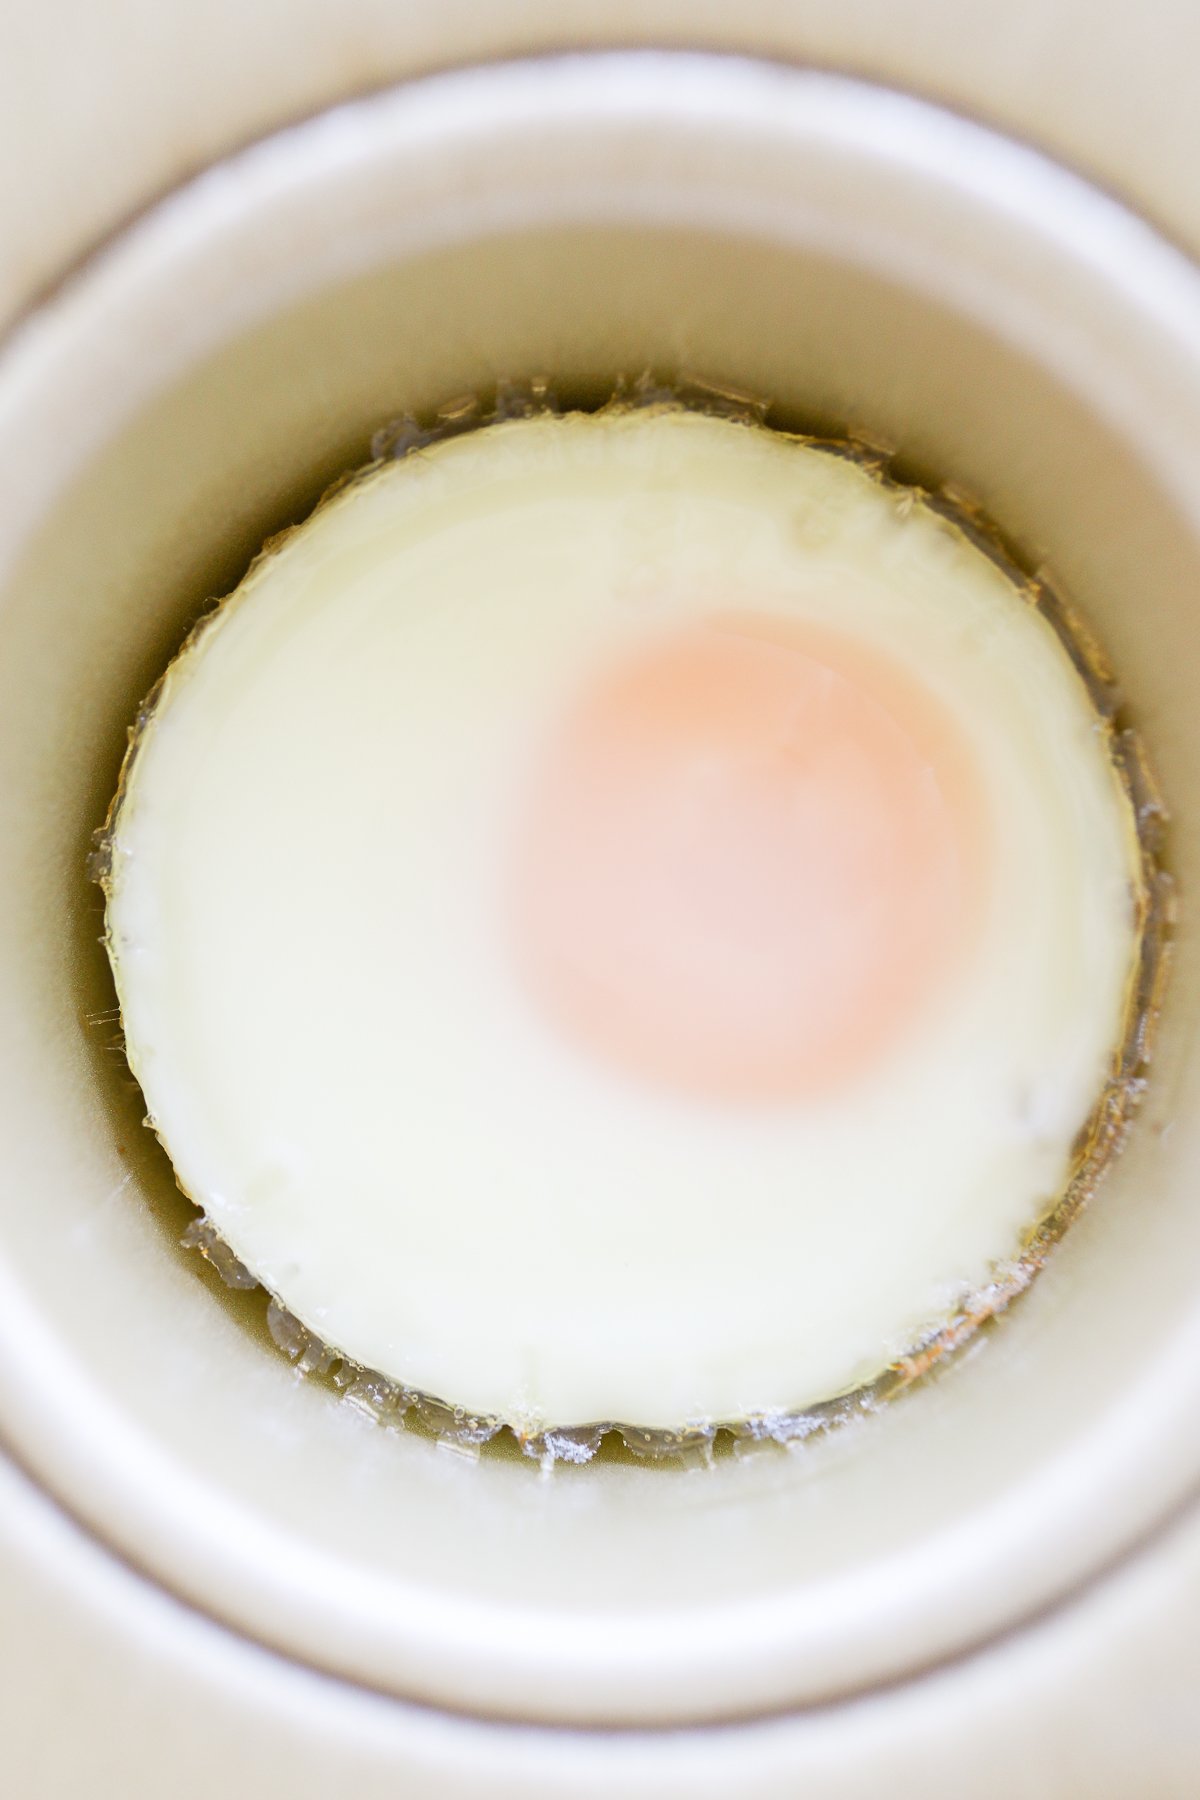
xmin=89 ymin=375 xmax=1172 ymax=1470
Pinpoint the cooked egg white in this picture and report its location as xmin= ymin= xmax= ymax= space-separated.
xmin=103 ymin=407 xmax=1144 ymax=1433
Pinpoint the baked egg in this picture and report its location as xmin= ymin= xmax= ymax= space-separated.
xmin=99 ymin=404 xmax=1150 ymax=1439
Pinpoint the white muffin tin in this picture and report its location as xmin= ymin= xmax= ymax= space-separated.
xmin=3 ymin=24 xmax=1200 ymax=1796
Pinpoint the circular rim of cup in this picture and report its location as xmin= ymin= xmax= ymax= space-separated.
xmin=3 ymin=51 xmax=1200 ymax=1727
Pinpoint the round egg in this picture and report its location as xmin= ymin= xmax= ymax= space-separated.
xmin=101 ymin=405 xmax=1146 ymax=1435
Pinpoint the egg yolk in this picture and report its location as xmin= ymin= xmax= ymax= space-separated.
xmin=511 ymin=612 xmax=985 ymax=1103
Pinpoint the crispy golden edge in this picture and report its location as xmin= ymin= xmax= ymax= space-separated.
xmin=91 ymin=377 xmax=1169 ymax=1468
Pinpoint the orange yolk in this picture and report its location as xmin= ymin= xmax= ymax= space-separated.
xmin=510 ymin=612 xmax=985 ymax=1104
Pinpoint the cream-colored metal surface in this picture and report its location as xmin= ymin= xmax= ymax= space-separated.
xmin=6 ymin=1434 xmax=1200 ymax=1800
xmin=4 ymin=8 xmax=1200 ymax=1795
xmin=6 ymin=2 xmax=1200 ymax=327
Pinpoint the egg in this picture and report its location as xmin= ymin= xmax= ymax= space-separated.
xmin=101 ymin=405 xmax=1147 ymax=1436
